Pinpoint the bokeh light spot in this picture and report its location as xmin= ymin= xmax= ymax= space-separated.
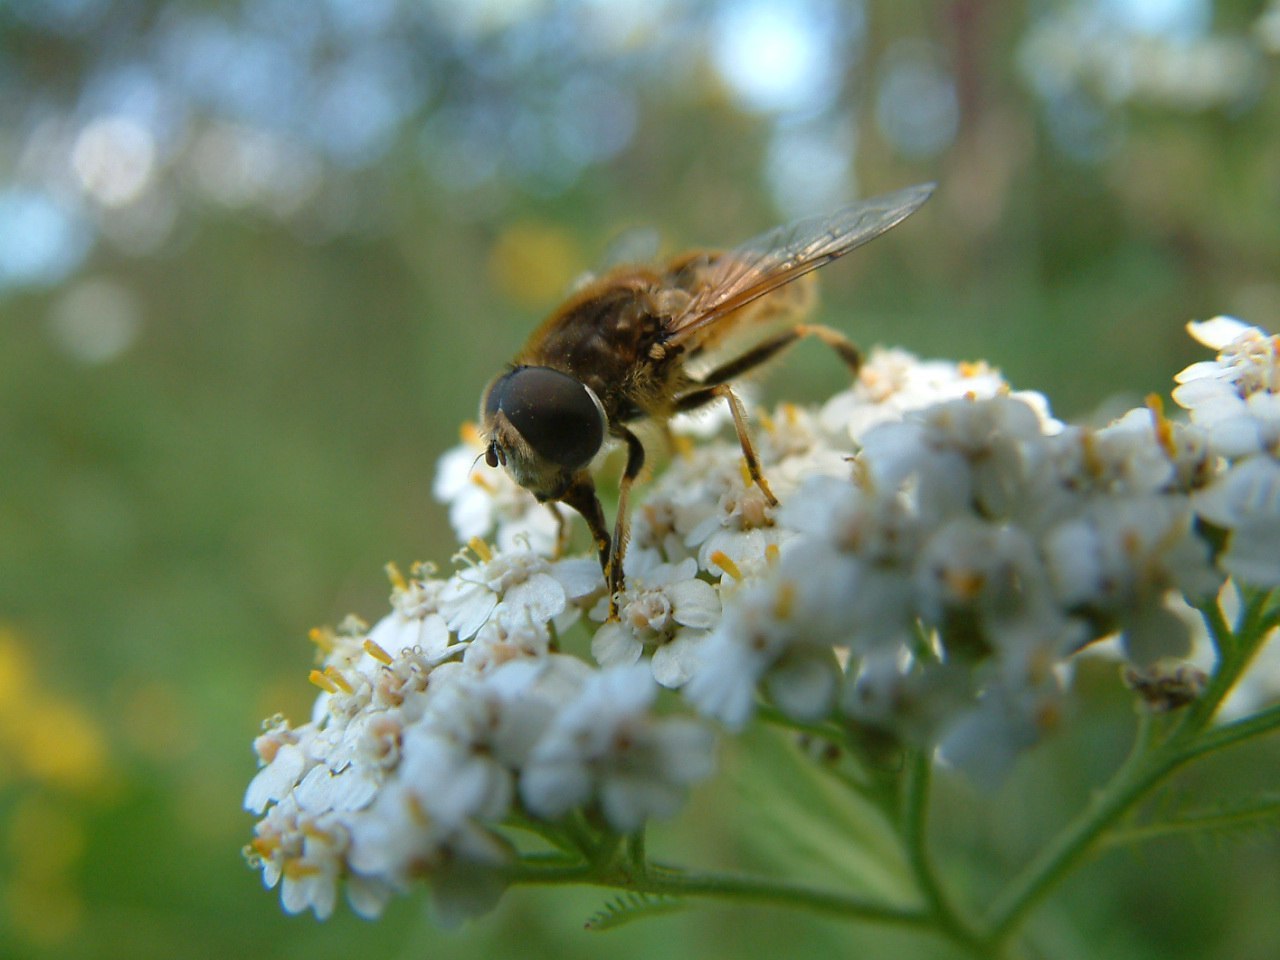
xmin=765 ymin=119 xmax=856 ymax=218
xmin=875 ymin=41 xmax=959 ymax=159
xmin=1108 ymin=0 xmax=1210 ymax=40
xmin=47 ymin=277 xmax=143 ymax=365
xmin=710 ymin=0 xmax=847 ymax=115
xmin=117 ymin=680 xmax=195 ymax=762
xmin=71 ymin=115 xmax=157 ymax=207
xmin=0 ymin=189 xmax=92 ymax=291
xmin=188 ymin=122 xmax=321 ymax=214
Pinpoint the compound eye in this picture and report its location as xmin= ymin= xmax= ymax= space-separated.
xmin=489 ymin=367 xmax=605 ymax=470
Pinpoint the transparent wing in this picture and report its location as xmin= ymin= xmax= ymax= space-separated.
xmin=663 ymin=182 xmax=935 ymax=347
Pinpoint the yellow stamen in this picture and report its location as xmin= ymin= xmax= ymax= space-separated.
xmin=460 ymin=421 xmax=481 ymax=445
xmin=308 ymin=626 xmax=335 ymax=652
xmin=470 ymin=472 xmax=496 ymax=492
xmin=1080 ymin=431 xmax=1103 ymax=477
xmin=1145 ymin=393 xmax=1177 ymax=459
xmin=709 ymin=551 xmax=743 ymax=580
xmin=1026 ymin=645 xmax=1054 ymax=684
xmin=944 ymin=569 xmax=986 ymax=600
xmin=849 ymin=456 xmax=872 ymax=492
xmin=671 ymin=433 xmax=695 ymax=459
xmin=384 ymin=561 xmax=407 ymax=592
xmin=324 ymin=667 xmax=353 ymax=694
xmin=251 ymin=835 xmax=281 ymax=856
xmin=468 ymin=537 xmax=493 ymax=563
xmin=774 ymin=581 xmax=796 ymax=620
xmin=407 ymin=792 xmax=435 ymax=828
xmin=764 ymin=543 xmax=780 ymax=566
xmin=363 ymin=638 xmax=393 ymax=665
xmin=309 ymin=670 xmax=338 ymax=694
xmin=301 ymin=821 xmax=336 ymax=842
xmin=1122 ymin=529 xmax=1142 ymax=557
xmin=758 ymin=408 xmax=777 ymax=434
xmin=337 ymin=614 xmax=369 ymax=638
xmin=1035 ymin=700 xmax=1063 ymax=732
xmin=739 ymin=460 xmax=754 ymax=490
xmin=283 ymin=860 xmax=322 ymax=879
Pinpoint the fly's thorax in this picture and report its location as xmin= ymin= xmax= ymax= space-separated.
xmin=516 ymin=273 xmax=672 ymax=403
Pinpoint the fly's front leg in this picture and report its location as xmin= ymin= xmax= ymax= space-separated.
xmin=558 ymin=473 xmax=611 ymax=584
xmin=607 ymin=428 xmax=647 ymax=620
xmin=546 ymin=503 xmax=570 ymax=558
xmin=675 ymin=384 xmax=778 ymax=507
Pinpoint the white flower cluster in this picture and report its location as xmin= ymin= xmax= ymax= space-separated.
xmin=245 ymin=321 xmax=1280 ymax=920
xmin=1174 ymin=318 xmax=1280 ymax=587
xmin=682 ymin=390 xmax=1226 ymax=782
xmin=243 ymin=555 xmax=715 ymax=921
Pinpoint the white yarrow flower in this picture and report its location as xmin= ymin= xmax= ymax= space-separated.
xmin=1195 ymin=456 xmax=1280 ymax=586
xmin=684 ymin=576 xmax=842 ymax=729
xmin=439 ymin=547 xmax=600 ymax=640
xmin=520 ymin=664 xmax=716 ymax=832
xmin=590 ymin=556 xmax=721 ymax=687
xmin=434 ymin=430 xmax=561 ymax=555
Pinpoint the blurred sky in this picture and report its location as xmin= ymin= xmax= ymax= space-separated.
xmin=3 ymin=0 xmax=1270 ymax=293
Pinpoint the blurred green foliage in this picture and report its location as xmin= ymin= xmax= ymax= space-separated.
xmin=2 ymin=1 xmax=1279 ymax=958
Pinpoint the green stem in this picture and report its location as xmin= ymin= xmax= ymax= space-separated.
xmin=626 ymin=829 xmax=647 ymax=877
xmin=559 ymin=812 xmax=601 ymax=860
xmin=591 ymin=829 xmax=624 ymax=870
xmin=902 ymin=751 xmax=983 ymax=952
xmin=1260 ymin=608 xmax=1280 ymax=635
xmin=757 ymin=703 xmax=895 ymax=804
xmin=1099 ymin=795 xmax=1280 ymax=848
xmin=512 ymin=861 xmax=932 ymax=929
xmin=757 ymin=703 xmax=850 ymax=743
xmin=504 ymin=813 xmax=583 ymax=855
xmin=983 ymin=590 xmax=1279 ymax=946
xmin=1195 ymin=593 xmax=1237 ymax=661
xmin=1179 ymin=588 xmax=1276 ymax=738
xmin=1181 ymin=702 xmax=1280 ymax=759
xmin=981 ymin=711 xmax=1161 ymax=942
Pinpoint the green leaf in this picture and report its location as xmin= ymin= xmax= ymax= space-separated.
xmin=584 ymin=892 xmax=687 ymax=932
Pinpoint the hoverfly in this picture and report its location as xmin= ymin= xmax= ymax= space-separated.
xmin=480 ymin=183 xmax=935 ymax=616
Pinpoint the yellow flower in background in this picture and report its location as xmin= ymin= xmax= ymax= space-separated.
xmin=0 ymin=627 xmax=112 ymax=949
xmin=486 ymin=221 xmax=582 ymax=308
xmin=0 ymin=629 xmax=110 ymax=792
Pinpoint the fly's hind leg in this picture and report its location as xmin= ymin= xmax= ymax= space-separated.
xmin=695 ymin=323 xmax=863 ymax=387
xmin=674 ymin=383 xmax=778 ymax=507
xmin=792 ymin=323 xmax=863 ymax=375
xmin=673 ymin=323 xmax=863 ymax=507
